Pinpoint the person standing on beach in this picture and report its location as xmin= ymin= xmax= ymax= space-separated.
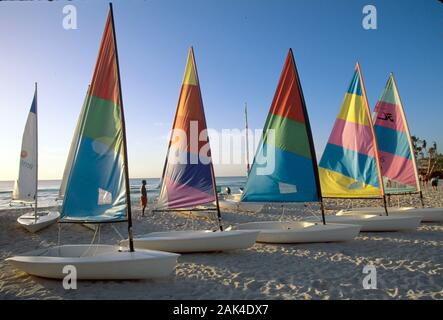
xmin=140 ymin=180 xmax=148 ymax=216
xmin=431 ymin=176 xmax=439 ymax=191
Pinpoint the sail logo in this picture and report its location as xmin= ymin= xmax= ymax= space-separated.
xmin=20 ymin=150 xmax=28 ymax=158
xmin=279 ymin=182 xmax=297 ymax=194
xmin=377 ymin=112 xmax=394 ymax=122
xmin=98 ymin=188 xmax=112 ymax=205
xmin=348 ymin=181 xmax=364 ymax=190
xmin=20 ymin=159 xmax=34 ymax=170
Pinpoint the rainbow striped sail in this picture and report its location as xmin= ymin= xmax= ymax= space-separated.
xmin=156 ymin=48 xmax=217 ymax=210
xmin=61 ymin=10 xmax=128 ymax=222
xmin=241 ymin=49 xmax=321 ymax=203
xmin=373 ymin=74 xmax=420 ymax=194
xmin=319 ymin=64 xmax=384 ymax=198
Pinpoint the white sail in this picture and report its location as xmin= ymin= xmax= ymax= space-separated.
xmin=12 ymin=88 xmax=38 ymax=203
xmin=58 ymin=86 xmax=90 ymax=200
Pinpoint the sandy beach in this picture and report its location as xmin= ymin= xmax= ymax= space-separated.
xmin=0 ymin=188 xmax=442 ymax=300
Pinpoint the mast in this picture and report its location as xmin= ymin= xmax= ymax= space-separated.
xmin=391 ymin=73 xmax=424 ymax=207
xmin=34 ymin=82 xmax=38 ymax=222
xmin=109 ymin=3 xmax=134 ymax=251
xmin=290 ymin=50 xmax=326 ymax=225
xmin=244 ymin=102 xmax=250 ymax=175
xmin=357 ymin=63 xmax=388 ymax=215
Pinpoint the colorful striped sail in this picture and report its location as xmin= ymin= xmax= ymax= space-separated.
xmin=241 ymin=49 xmax=321 ymax=203
xmin=61 ymin=10 xmax=128 ymax=222
xmin=12 ymin=86 xmax=38 ymax=203
xmin=156 ymin=47 xmax=217 ymax=209
xmin=373 ymin=74 xmax=420 ymax=194
xmin=319 ymin=64 xmax=384 ymax=198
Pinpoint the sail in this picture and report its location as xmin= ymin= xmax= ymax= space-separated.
xmin=319 ymin=64 xmax=384 ymax=198
xmin=373 ymin=74 xmax=420 ymax=194
xmin=241 ymin=49 xmax=321 ymax=203
xmin=12 ymin=88 xmax=38 ymax=203
xmin=156 ymin=47 xmax=216 ymax=210
xmin=61 ymin=10 xmax=127 ymax=222
xmin=58 ymin=86 xmax=90 ymax=200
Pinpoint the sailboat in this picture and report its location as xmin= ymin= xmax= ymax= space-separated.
xmin=336 ymin=73 xmax=443 ymax=222
xmin=233 ymin=49 xmax=361 ymax=243
xmin=13 ymin=84 xmax=60 ymax=233
xmin=120 ymin=47 xmax=258 ymax=253
xmin=307 ymin=64 xmax=421 ymax=231
xmin=218 ymin=103 xmax=265 ymax=213
xmin=7 ymin=4 xmax=179 ymax=279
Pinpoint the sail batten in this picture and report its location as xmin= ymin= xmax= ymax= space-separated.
xmin=373 ymin=74 xmax=420 ymax=193
xmin=156 ymin=48 xmax=217 ymax=210
xmin=241 ymin=50 xmax=320 ymax=203
xmin=61 ymin=10 xmax=128 ymax=222
xmin=319 ymin=64 xmax=383 ymax=198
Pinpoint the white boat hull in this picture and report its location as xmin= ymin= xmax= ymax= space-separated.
xmin=337 ymin=207 xmax=443 ymax=222
xmin=218 ymin=199 xmax=264 ymax=212
xmin=236 ymin=221 xmax=361 ymax=243
xmin=17 ymin=211 xmax=60 ymax=233
xmin=307 ymin=214 xmax=421 ymax=232
xmin=121 ymin=230 xmax=259 ymax=253
xmin=6 ymin=244 xmax=179 ymax=280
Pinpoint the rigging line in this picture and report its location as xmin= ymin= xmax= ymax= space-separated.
xmin=278 ymin=205 xmax=286 ymax=222
xmin=57 ymin=223 xmax=62 ymax=246
xmin=57 ymin=223 xmax=63 ymax=257
xmin=80 ymin=224 xmax=100 ymax=257
xmin=111 ymin=224 xmax=125 ymax=241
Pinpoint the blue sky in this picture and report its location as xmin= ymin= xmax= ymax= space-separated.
xmin=0 ymin=0 xmax=442 ymax=180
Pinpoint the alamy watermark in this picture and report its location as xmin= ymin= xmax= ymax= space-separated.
xmin=63 ymin=5 xmax=77 ymax=30
xmin=166 ymin=122 xmax=276 ymax=176
xmin=63 ymin=265 xmax=77 ymax=290
xmin=362 ymin=5 xmax=377 ymax=30
xmin=362 ymin=264 xmax=377 ymax=289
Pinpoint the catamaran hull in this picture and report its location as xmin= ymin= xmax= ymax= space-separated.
xmin=218 ymin=199 xmax=264 ymax=212
xmin=17 ymin=211 xmax=60 ymax=233
xmin=6 ymin=245 xmax=179 ymax=280
xmin=307 ymin=215 xmax=421 ymax=232
xmin=236 ymin=221 xmax=361 ymax=243
xmin=121 ymin=230 xmax=259 ymax=253
xmin=336 ymin=207 xmax=443 ymax=222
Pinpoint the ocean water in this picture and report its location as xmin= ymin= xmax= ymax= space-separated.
xmin=0 ymin=176 xmax=246 ymax=210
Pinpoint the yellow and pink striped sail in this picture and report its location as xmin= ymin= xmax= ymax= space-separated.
xmin=373 ymin=74 xmax=420 ymax=194
xmin=319 ymin=64 xmax=384 ymax=198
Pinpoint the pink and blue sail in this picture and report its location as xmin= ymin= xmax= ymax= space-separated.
xmin=373 ymin=74 xmax=420 ymax=194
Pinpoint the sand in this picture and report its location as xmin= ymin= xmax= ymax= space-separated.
xmin=0 ymin=188 xmax=442 ymax=300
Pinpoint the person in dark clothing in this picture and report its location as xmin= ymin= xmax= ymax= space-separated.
xmin=226 ymin=186 xmax=231 ymax=195
xmin=431 ymin=176 xmax=439 ymax=191
xmin=140 ymin=180 xmax=148 ymax=216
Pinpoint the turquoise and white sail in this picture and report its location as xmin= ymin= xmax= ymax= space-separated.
xmin=12 ymin=86 xmax=38 ymax=203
